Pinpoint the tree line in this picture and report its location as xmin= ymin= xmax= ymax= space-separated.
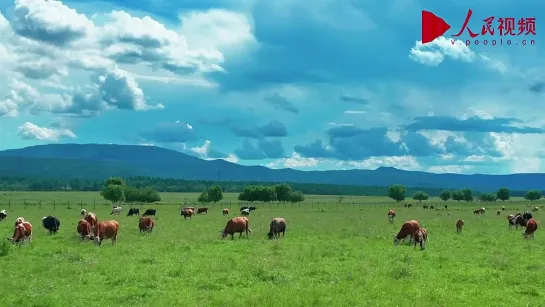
xmin=387 ymin=185 xmax=543 ymax=203
xmin=101 ymin=177 xmax=161 ymax=204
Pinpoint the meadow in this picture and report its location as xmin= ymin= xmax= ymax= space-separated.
xmin=0 ymin=192 xmax=544 ymax=307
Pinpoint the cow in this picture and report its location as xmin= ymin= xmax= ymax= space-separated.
xmin=8 ymin=221 xmax=32 ymax=245
xmin=524 ymin=219 xmax=538 ymax=239
xmin=127 ymin=208 xmax=140 ymax=217
xmin=456 ymin=220 xmax=464 ymax=233
xmin=84 ymin=212 xmax=98 ymax=235
xmin=241 ymin=208 xmax=250 ymax=216
xmin=240 ymin=206 xmax=249 ymax=212
xmin=413 ymin=228 xmax=428 ymax=250
xmin=0 ymin=209 xmax=7 ymax=222
xmin=184 ymin=207 xmax=195 ymax=211
xmin=220 ymin=216 xmax=251 ymax=240
xmin=77 ymin=219 xmax=93 ymax=241
xmin=197 ymin=207 xmax=208 ymax=215
xmin=267 ymin=218 xmax=286 ymax=239
xmin=497 ymin=210 xmax=501 ymax=215
xmin=532 ymin=206 xmax=539 ymax=212
xmin=14 ymin=217 xmax=25 ymax=227
xmin=407 ymin=204 xmax=412 ymax=208
xmin=80 ymin=209 xmax=87 ymax=217
xmin=423 ymin=205 xmax=428 ymax=209
xmin=523 ymin=212 xmax=533 ymax=221
xmin=501 ymin=206 xmax=506 ymax=211
xmin=249 ymin=206 xmax=257 ymax=211
xmin=181 ymin=208 xmax=194 ymax=220
xmin=430 ymin=205 xmax=435 ymax=209
xmin=42 ymin=216 xmax=60 ymax=235
xmin=508 ymin=214 xmax=526 ymax=229
xmin=138 ymin=217 xmax=155 ymax=233
xmin=110 ymin=206 xmax=123 ymax=215
xmin=473 ymin=208 xmax=485 ymax=215
xmin=394 ymin=220 xmax=420 ymax=245
xmin=387 ymin=210 xmax=396 ymax=223
xmin=444 ymin=205 xmax=448 ymax=209
xmin=222 ymin=208 xmax=229 ymax=216
xmin=142 ymin=209 xmax=156 ymax=217
xmin=94 ymin=220 xmax=120 ymax=246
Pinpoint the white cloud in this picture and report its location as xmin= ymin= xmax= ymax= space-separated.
xmin=409 ymin=36 xmax=475 ymax=66
xmin=344 ymin=110 xmax=366 ymax=114
xmin=427 ymin=165 xmax=472 ymax=174
xmin=189 ymin=140 xmax=238 ymax=164
xmin=17 ymin=121 xmax=76 ymax=141
xmin=267 ymin=153 xmax=319 ymax=169
xmin=346 ymin=156 xmax=421 ymax=171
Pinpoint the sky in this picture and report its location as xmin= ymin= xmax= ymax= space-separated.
xmin=0 ymin=0 xmax=544 ymax=175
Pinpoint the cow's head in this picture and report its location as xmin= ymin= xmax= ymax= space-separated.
xmin=393 ymin=235 xmax=401 ymax=245
xmin=267 ymin=232 xmax=274 ymax=239
xmin=219 ymin=230 xmax=227 ymax=239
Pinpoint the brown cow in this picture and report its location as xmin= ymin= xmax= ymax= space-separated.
xmin=184 ymin=207 xmax=195 ymax=211
xmin=387 ymin=210 xmax=396 ymax=223
xmin=222 ymin=208 xmax=229 ymax=215
xmin=267 ymin=217 xmax=286 ymax=239
xmin=413 ymin=228 xmax=427 ymax=250
xmin=197 ymin=207 xmax=208 ymax=215
xmin=139 ymin=217 xmax=155 ymax=233
xmin=221 ymin=217 xmax=251 ymax=240
xmin=84 ymin=212 xmax=98 ymax=235
xmin=393 ymin=220 xmax=420 ymax=245
xmin=456 ymin=219 xmax=464 ymax=233
xmin=94 ymin=220 xmax=120 ymax=246
xmin=181 ymin=208 xmax=194 ymax=220
xmin=8 ymin=221 xmax=32 ymax=244
xmin=14 ymin=216 xmax=25 ymax=227
xmin=524 ymin=218 xmax=538 ymax=239
xmin=77 ymin=219 xmax=93 ymax=241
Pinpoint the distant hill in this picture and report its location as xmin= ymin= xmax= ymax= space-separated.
xmin=0 ymin=143 xmax=544 ymax=192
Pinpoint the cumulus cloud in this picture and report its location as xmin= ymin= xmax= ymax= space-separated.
xmin=267 ymin=153 xmax=318 ymax=169
xmin=17 ymin=121 xmax=76 ymax=141
xmin=409 ymin=36 xmax=475 ymax=66
xmin=406 ymin=115 xmax=545 ymax=134
xmin=234 ymin=139 xmax=287 ymax=160
xmin=189 ymin=140 xmax=238 ymax=163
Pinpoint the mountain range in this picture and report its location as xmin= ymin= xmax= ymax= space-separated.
xmin=0 ymin=143 xmax=543 ymax=192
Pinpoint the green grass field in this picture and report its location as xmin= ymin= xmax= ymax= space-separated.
xmin=0 ymin=192 xmax=544 ymax=306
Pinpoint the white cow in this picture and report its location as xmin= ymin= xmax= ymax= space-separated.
xmin=241 ymin=208 xmax=250 ymax=216
xmin=110 ymin=206 xmax=123 ymax=215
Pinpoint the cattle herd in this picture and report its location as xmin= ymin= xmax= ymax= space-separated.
xmin=389 ymin=205 xmax=540 ymax=250
xmin=2 ymin=205 xmax=286 ymax=246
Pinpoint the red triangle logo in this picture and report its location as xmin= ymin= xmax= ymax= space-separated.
xmin=421 ymin=10 xmax=451 ymax=44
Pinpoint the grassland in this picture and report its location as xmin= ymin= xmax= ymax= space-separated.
xmin=0 ymin=192 xmax=544 ymax=307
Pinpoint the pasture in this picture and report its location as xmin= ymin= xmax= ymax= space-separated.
xmin=0 ymin=192 xmax=544 ymax=307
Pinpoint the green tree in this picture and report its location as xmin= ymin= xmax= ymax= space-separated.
xmin=439 ymin=190 xmax=451 ymax=201
xmin=105 ymin=177 xmax=126 ymax=187
xmin=479 ymin=193 xmax=497 ymax=202
xmin=100 ymin=184 xmax=125 ymax=204
xmin=496 ymin=188 xmax=510 ymax=202
xmin=274 ymin=184 xmax=292 ymax=202
xmin=387 ymin=184 xmax=406 ymax=202
xmin=207 ymin=185 xmax=223 ymax=203
xmin=412 ymin=191 xmax=429 ymax=203
xmin=197 ymin=190 xmax=209 ymax=203
xmin=525 ymin=190 xmax=542 ymax=201
xmin=462 ymin=188 xmax=473 ymax=202
xmin=452 ymin=190 xmax=464 ymax=202
xmin=288 ymin=191 xmax=305 ymax=202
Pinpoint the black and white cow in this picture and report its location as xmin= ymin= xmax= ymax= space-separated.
xmin=142 ymin=209 xmax=156 ymax=216
xmin=127 ymin=208 xmax=140 ymax=217
xmin=42 ymin=216 xmax=61 ymax=234
xmin=523 ymin=212 xmax=533 ymax=221
xmin=508 ymin=214 xmax=526 ymax=230
xmin=0 ymin=210 xmax=7 ymax=222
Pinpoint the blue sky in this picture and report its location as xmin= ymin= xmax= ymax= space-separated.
xmin=0 ymin=0 xmax=543 ymax=175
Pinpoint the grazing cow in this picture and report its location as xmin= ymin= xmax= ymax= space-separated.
xmin=394 ymin=220 xmax=421 ymax=245
xmin=249 ymin=206 xmax=257 ymax=211
xmin=413 ymin=228 xmax=428 ymax=250
xmin=8 ymin=221 xmax=32 ymax=245
xmin=407 ymin=204 xmax=412 ymax=208
xmin=81 ymin=209 xmax=87 ymax=217
xmin=222 ymin=208 xmax=229 ymax=216
xmin=502 ymin=206 xmax=506 ymax=211
xmin=523 ymin=212 xmax=533 ymax=221
xmin=404 ymin=204 xmax=407 ymax=208
xmin=456 ymin=220 xmax=464 ymax=233
xmin=127 ymin=208 xmax=140 ymax=217
xmin=0 ymin=209 xmax=7 ymax=222
xmin=220 ymin=217 xmax=251 ymax=240
xmin=77 ymin=219 xmax=93 ymax=240
xmin=473 ymin=208 xmax=485 ymax=215
xmin=430 ymin=205 xmax=434 ymax=209
xmin=524 ymin=219 xmax=538 ymax=239
xmin=184 ymin=207 xmax=195 ymax=211
xmin=267 ymin=217 xmax=286 ymax=239
xmin=241 ymin=208 xmax=250 ymax=216
xmin=497 ymin=210 xmax=501 ymax=215
xmin=14 ymin=217 xmax=25 ymax=227
xmin=508 ymin=214 xmax=526 ymax=229
xmin=110 ymin=206 xmax=123 ymax=215
xmin=94 ymin=220 xmax=120 ymax=246
xmin=423 ymin=205 xmax=428 ymax=209
xmin=444 ymin=205 xmax=448 ymax=209
xmin=387 ymin=210 xmax=396 ymax=223
xmin=142 ymin=209 xmax=156 ymax=217
xmin=532 ymin=206 xmax=539 ymax=212
xmin=84 ymin=212 xmax=98 ymax=235
xmin=240 ymin=206 xmax=249 ymax=212
xmin=181 ymin=208 xmax=194 ymax=220
xmin=138 ymin=217 xmax=155 ymax=233
xmin=42 ymin=216 xmax=60 ymax=235
xmin=197 ymin=207 xmax=208 ymax=215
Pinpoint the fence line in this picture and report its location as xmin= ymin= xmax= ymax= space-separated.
xmin=0 ymin=199 xmax=541 ymax=211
